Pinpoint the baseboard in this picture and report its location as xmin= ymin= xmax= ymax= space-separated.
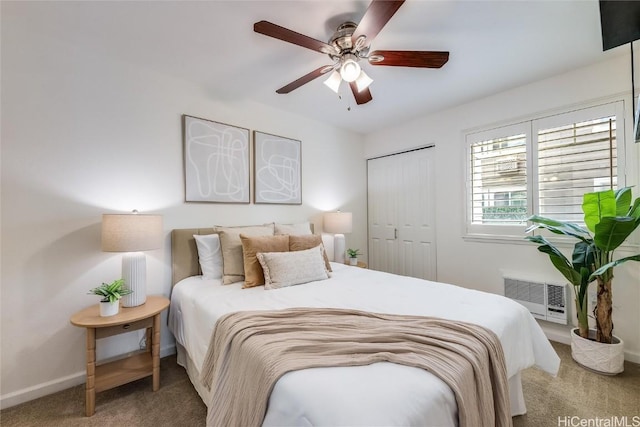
xmin=0 ymin=344 xmax=176 ymax=410
xmin=0 ymin=371 xmax=85 ymax=411
xmin=541 ymin=325 xmax=640 ymax=365
xmin=543 ymin=327 xmax=571 ymax=346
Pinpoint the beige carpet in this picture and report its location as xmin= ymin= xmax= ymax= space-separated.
xmin=514 ymin=342 xmax=639 ymax=426
xmin=0 ymin=355 xmax=207 ymax=427
xmin=1 ymin=342 xmax=638 ymax=426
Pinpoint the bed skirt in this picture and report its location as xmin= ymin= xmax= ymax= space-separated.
xmin=176 ymin=343 xmax=213 ymax=405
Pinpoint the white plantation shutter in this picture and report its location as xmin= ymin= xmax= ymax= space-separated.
xmin=537 ymin=116 xmax=616 ymax=223
xmin=467 ymin=122 xmax=531 ymax=236
xmin=470 ymin=134 xmax=527 ymax=225
xmin=466 ymin=101 xmax=624 ymax=238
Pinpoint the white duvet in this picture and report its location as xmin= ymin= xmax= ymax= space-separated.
xmin=169 ymin=263 xmax=560 ymax=426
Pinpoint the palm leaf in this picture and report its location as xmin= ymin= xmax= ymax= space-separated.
xmin=583 ymin=190 xmax=616 ymax=232
xmin=525 ymin=235 xmax=582 ymax=286
xmin=572 ymin=240 xmax=596 ymax=271
xmin=614 ymin=187 xmax=632 ymax=216
xmin=526 ymin=215 xmax=591 ymax=241
xmin=593 ymin=216 xmax=640 ymax=252
xmin=591 ymin=254 xmax=640 ymax=277
xmin=629 ymin=198 xmax=640 ymax=219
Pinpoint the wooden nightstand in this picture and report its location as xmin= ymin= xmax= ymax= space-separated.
xmin=70 ymin=295 xmax=170 ymax=416
xmin=345 ymin=261 xmax=367 ymax=268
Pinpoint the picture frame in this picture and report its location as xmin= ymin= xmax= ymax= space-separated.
xmin=253 ymin=131 xmax=302 ymax=205
xmin=183 ymin=115 xmax=250 ymax=203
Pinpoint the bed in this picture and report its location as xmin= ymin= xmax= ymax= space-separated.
xmin=168 ymin=226 xmax=560 ymax=426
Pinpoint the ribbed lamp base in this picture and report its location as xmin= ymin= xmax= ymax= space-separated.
xmin=334 ymin=234 xmax=346 ymax=264
xmin=121 ymin=252 xmax=147 ymax=307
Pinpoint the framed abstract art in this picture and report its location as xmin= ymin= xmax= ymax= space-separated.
xmin=253 ymin=131 xmax=302 ymax=204
xmin=183 ymin=115 xmax=250 ymax=203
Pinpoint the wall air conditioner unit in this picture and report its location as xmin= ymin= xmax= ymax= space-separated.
xmin=503 ymin=277 xmax=568 ymax=324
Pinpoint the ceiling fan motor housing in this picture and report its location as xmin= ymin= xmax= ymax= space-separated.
xmin=329 ymin=22 xmax=357 ymax=54
xmin=330 ymin=22 xmax=370 ymax=60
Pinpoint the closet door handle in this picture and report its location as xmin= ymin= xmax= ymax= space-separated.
xmin=394 ymin=228 xmax=398 ymax=239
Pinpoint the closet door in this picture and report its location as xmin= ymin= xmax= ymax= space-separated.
xmin=367 ymin=148 xmax=437 ymax=281
xmin=368 ymin=154 xmax=399 ymax=274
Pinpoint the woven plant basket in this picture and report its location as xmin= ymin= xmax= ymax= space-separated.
xmin=570 ymin=328 xmax=624 ymax=375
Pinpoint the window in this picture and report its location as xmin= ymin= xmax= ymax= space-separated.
xmin=466 ymin=101 xmax=624 ymax=238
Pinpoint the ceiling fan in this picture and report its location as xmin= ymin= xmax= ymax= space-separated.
xmin=253 ymin=0 xmax=449 ymax=106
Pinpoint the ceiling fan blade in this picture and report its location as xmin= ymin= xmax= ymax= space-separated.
xmin=276 ymin=65 xmax=334 ymax=94
xmin=368 ymin=50 xmax=449 ymax=68
xmin=351 ymin=0 xmax=405 ymax=46
xmin=349 ymin=81 xmax=373 ymax=105
xmin=254 ymin=21 xmax=338 ymax=55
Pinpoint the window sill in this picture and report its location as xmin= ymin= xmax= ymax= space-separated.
xmin=463 ymin=233 xmax=640 ymax=251
xmin=462 ymin=234 xmax=533 ymax=245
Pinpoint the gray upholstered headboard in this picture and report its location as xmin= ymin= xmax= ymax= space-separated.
xmin=171 ymin=228 xmax=214 ymax=286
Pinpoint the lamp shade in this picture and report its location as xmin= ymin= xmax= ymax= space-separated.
xmin=102 ymin=214 xmax=163 ymax=252
xmin=324 ymin=211 xmax=353 ymax=234
xmin=323 ymin=70 xmax=342 ymax=94
xmin=355 ymin=70 xmax=373 ymax=92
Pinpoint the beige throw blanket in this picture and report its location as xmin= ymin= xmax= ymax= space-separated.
xmin=200 ymin=308 xmax=511 ymax=427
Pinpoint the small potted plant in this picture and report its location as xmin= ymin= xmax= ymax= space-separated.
xmin=88 ymin=279 xmax=132 ymax=317
xmin=346 ymin=248 xmax=361 ymax=266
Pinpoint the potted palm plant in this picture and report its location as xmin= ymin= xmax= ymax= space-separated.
xmin=526 ymin=187 xmax=639 ymax=374
xmin=88 ymin=279 xmax=132 ymax=317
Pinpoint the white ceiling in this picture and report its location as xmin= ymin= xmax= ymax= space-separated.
xmin=9 ymin=0 xmax=625 ymax=134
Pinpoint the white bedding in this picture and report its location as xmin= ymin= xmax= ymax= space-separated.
xmin=169 ymin=262 xmax=560 ymax=426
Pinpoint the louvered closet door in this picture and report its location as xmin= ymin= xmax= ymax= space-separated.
xmin=367 ymin=148 xmax=437 ymax=281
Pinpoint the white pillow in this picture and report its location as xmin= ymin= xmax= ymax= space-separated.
xmin=274 ymin=222 xmax=312 ymax=235
xmin=193 ymin=234 xmax=223 ymax=280
xmin=257 ymin=245 xmax=330 ymax=290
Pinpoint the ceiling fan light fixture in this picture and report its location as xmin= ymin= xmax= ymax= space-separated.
xmin=340 ymin=55 xmax=361 ymax=82
xmin=254 ymin=1 xmax=450 ymax=106
xmin=354 ymin=70 xmax=373 ymax=92
xmin=323 ymin=70 xmax=342 ymax=93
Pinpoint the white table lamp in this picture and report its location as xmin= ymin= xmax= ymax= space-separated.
xmin=324 ymin=211 xmax=352 ymax=264
xmin=102 ymin=212 xmax=163 ymax=307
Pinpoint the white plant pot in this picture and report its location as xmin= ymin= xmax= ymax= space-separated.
xmin=570 ymin=328 xmax=624 ymax=375
xmin=349 ymin=257 xmax=358 ymax=266
xmin=100 ymin=301 xmax=119 ymax=317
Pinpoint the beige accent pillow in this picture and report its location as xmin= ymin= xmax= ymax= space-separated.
xmin=274 ymin=222 xmax=312 ymax=235
xmin=289 ymin=234 xmax=332 ymax=272
xmin=257 ymin=245 xmax=330 ymax=290
xmin=240 ymin=234 xmax=289 ymax=288
xmin=216 ymin=224 xmax=275 ymax=284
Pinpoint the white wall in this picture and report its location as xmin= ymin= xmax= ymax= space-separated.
xmin=0 ymin=18 xmax=367 ymax=407
xmin=364 ymin=51 xmax=640 ymax=363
